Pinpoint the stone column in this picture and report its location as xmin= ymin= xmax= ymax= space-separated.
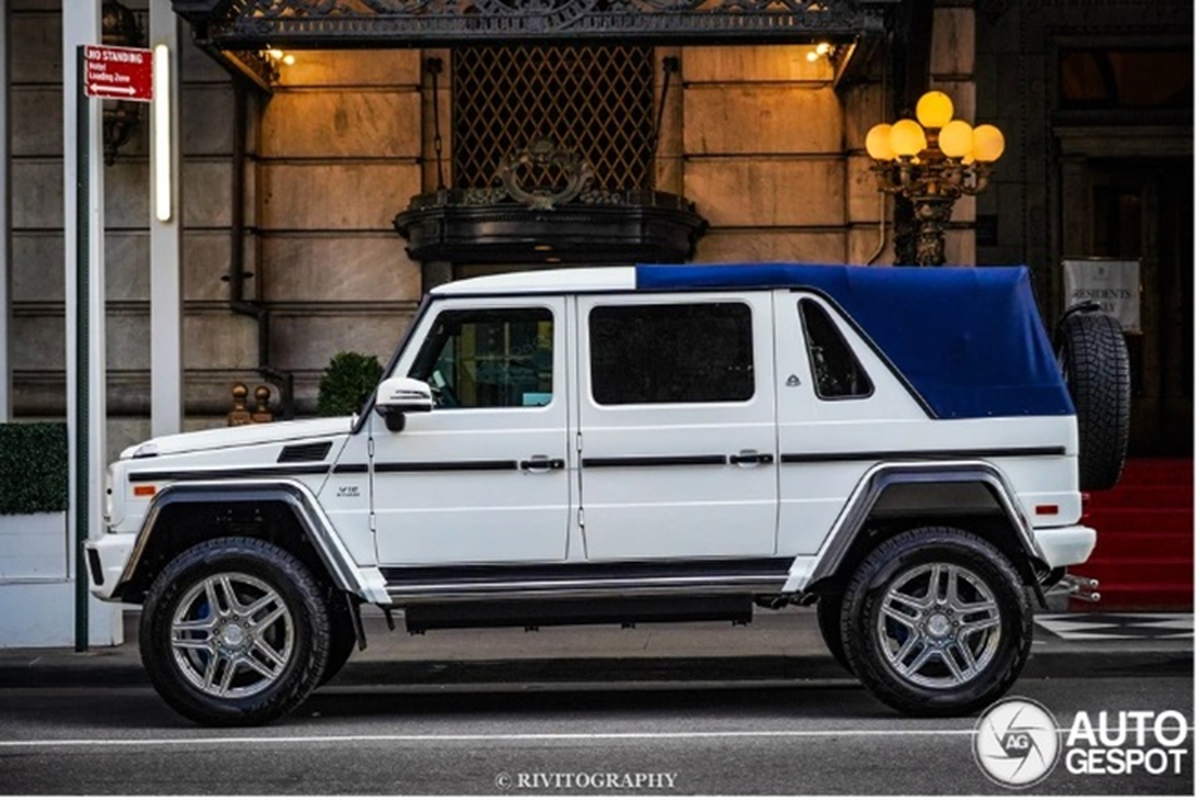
xmin=149 ymin=0 xmax=183 ymax=436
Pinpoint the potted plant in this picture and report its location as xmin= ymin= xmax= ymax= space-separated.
xmin=317 ymin=351 xmax=384 ymax=416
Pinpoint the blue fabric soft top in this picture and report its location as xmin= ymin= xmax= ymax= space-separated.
xmin=635 ymin=263 xmax=1072 ymax=420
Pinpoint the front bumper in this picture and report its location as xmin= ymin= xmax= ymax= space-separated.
xmin=1031 ymin=524 xmax=1096 ymax=569
xmin=85 ymin=533 xmax=137 ymax=601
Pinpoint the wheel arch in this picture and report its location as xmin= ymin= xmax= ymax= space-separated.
xmin=114 ymin=481 xmax=386 ymax=605
xmin=796 ymin=462 xmax=1047 ymax=596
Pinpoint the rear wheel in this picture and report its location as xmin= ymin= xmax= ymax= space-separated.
xmin=140 ymin=538 xmax=331 ymax=726
xmin=841 ymin=528 xmax=1031 ymax=716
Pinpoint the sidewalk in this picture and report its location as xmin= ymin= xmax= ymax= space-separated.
xmin=0 ymin=607 xmax=1190 ymax=690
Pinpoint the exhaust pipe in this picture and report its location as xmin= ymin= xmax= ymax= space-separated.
xmin=1046 ymin=573 xmax=1101 ymax=603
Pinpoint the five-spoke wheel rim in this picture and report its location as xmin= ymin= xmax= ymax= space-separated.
xmin=875 ymin=562 xmax=1002 ymax=689
xmin=170 ymin=572 xmax=295 ymax=699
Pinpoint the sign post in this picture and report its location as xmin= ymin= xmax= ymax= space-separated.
xmin=73 ymin=44 xmax=152 ymax=652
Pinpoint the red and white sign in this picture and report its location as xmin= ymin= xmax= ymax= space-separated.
xmin=84 ymin=45 xmax=153 ymax=102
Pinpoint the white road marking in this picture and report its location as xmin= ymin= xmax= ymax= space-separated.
xmin=0 ymin=726 xmax=1190 ymax=750
xmin=0 ymin=729 xmax=978 ymax=749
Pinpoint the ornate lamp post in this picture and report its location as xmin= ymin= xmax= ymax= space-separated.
xmin=866 ymin=91 xmax=1006 ymax=266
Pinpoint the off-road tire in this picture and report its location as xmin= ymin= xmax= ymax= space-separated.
xmin=841 ymin=527 xmax=1032 ymax=717
xmin=319 ymin=591 xmax=358 ymax=687
xmin=816 ymin=594 xmax=852 ymax=673
xmin=1058 ymin=312 xmax=1130 ymax=490
xmin=140 ymin=537 xmax=331 ymax=726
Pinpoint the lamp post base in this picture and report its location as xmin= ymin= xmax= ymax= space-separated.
xmin=912 ymin=195 xmax=955 ymax=267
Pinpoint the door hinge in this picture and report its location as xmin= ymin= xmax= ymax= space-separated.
xmin=577 ymin=507 xmax=585 ymax=529
xmin=369 ymin=511 xmax=377 ymax=534
xmin=575 ymin=432 xmax=583 ymax=452
xmin=367 ymin=437 xmax=375 ymax=458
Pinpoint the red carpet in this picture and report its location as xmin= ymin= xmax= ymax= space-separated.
xmin=1073 ymin=458 xmax=1194 ymax=611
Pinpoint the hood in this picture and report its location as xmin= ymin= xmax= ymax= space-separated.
xmin=120 ymin=417 xmax=354 ymax=459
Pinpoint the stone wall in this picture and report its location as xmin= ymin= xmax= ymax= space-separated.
xmin=5 ymin=5 xmax=979 ymax=460
xmin=8 ymin=0 xmax=258 ymax=460
xmin=260 ymin=50 xmax=423 ymax=413
xmin=683 ymin=46 xmax=857 ymax=266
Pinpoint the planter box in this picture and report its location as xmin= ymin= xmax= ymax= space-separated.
xmin=0 ymin=512 xmax=68 ymax=581
xmin=0 ymin=513 xmax=123 ymax=648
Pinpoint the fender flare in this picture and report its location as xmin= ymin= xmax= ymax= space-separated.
xmin=784 ymin=461 xmax=1046 ymax=593
xmin=115 ymin=480 xmax=390 ymax=604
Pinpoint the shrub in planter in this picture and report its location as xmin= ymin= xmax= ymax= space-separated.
xmin=317 ymin=352 xmax=384 ymax=417
xmin=0 ymin=423 xmax=68 ymax=515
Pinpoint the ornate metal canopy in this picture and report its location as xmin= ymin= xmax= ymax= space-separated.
xmin=174 ymin=1 xmax=897 ymax=51
xmin=395 ymin=139 xmax=708 ymax=264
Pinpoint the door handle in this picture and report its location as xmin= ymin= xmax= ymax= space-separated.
xmin=728 ymin=451 xmax=774 ymax=466
xmin=520 ymin=456 xmax=565 ymax=473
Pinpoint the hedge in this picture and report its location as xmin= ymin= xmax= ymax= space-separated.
xmin=0 ymin=423 xmax=69 ymax=515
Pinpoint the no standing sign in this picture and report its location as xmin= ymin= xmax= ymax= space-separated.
xmin=84 ymin=45 xmax=153 ymax=102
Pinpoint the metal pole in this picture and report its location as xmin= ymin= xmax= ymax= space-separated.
xmin=0 ymin=3 xmax=10 ymax=420
xmin=74 ymin=46 xmax=90 ymax=652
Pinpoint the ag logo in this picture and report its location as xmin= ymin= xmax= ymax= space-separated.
xmin=973 ymin=697 xmax=1061 ymax=788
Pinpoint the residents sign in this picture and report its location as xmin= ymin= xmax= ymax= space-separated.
xmin=84 ymin=45 xmax=153 ymax=102
xmin=1063 ymin=258 xmax=1141 ymax=333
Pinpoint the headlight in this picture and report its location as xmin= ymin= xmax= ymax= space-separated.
xmin=132 ymin=442 xmax=159 ymax=459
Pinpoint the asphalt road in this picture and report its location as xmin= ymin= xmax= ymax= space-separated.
xmin=0 ymin=668 xmax=1192 ymax=794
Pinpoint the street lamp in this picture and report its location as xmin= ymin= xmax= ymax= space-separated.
xmin=866 ymin=90 xmax=1005 ymax=266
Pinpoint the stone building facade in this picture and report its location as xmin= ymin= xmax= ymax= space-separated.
xmin=2 ymin=0 xmax=1191 ymax=460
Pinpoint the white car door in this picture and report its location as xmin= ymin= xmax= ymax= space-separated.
xmin=371 ymin=297 xmax=571 ymax=565
xmin=576 ymin=291 xmax=778 ymax=560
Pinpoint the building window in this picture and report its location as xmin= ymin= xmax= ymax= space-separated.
xmin=799 ymin=300 xmax=873 ymax=400
xmin=453 ymin=45 xmax=656 ymax=191
xmin=1059 ymin=48 xmax=1193 ymax=110
xmin=589 ymin=303 xmax=755 ymax=405
xmin=409 ymin=308 xmax=555 ymax=409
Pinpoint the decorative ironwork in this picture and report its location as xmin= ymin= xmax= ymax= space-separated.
xmin=174 ymin=0 xmax=896 ymax=49
xmin=497 ymin=138 xmax=595 ymax=210
xmin=454 ymin=46 xmax=654 ymax=194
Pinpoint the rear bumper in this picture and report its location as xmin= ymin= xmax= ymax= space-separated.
xmin=1032 ymin=525 xmax=1096 ymax=568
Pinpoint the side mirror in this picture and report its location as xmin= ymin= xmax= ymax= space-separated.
xmin=374 ymin=377 xmax=434 ymax=432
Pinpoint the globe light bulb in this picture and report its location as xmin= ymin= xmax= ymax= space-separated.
xmin=916 ymin=91 xmax=954 ymax=129
xmin=938 ymin=120 xmax=974 ymax=159
xmin=973 ymin=124 xmax=1006 ymax=162
xmin=889 ymin=119 xmax=926 ymax=158
xmin=865 ymin=123 xmax=896 ymax=161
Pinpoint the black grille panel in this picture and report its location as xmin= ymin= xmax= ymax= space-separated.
xmin=277 ymin=442 xmax=333 ymax=463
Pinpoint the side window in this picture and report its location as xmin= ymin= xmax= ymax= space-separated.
xmin=590 ymin=302 xmax=754 ymax=405
xmin=409 ymin=307 xmax=554 ymax=409
xmin=799 ymin=299 xmax=873 ymax=400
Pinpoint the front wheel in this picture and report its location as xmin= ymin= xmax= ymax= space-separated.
xmin=841 ymin=528 xmax=1031 ymax=716
xmin=139 ymin=538 xmax=332 ymax=726
xmin=816 ymin=593 xmax=852 ymax=673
